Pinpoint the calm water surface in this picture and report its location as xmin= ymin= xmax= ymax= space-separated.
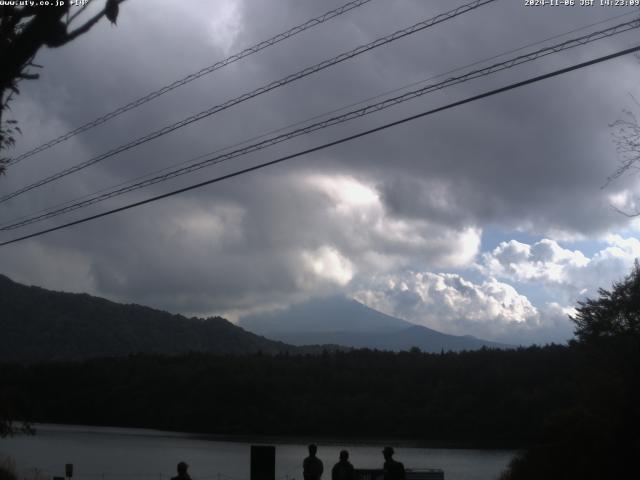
xmin=0 ymin=425 xmax=514 ymax=480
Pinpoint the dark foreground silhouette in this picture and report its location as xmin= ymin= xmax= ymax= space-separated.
xmin=2 ymin=336 xmax=637 ymax=477
xmin=382 ymin=447 xmax=405 ymax=480
xmin=332 ymin=450 xmax=355 ymax=480
xmin=171 ymin=462 xmax=191 ymax=480
xmin=303 ymin=444 xmax=324 ymax=480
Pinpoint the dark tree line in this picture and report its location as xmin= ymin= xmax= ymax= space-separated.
xmin=500 ymin=262 xmax=640 ymax=479
xmin=1 ymin=345 xmax=577 ymax=448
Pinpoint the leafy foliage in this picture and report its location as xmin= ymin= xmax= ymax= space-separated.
xmin=0 ymin=2 xmax=124 ymax=173
xmin=500 ymin=263 xmax=640 ymax=479
xmin=571 ymin=260 xmax=640 ymax=343
xmin=0 ymin=118 xmax=19 ymax=175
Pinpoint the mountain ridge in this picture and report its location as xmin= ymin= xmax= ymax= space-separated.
xmin=0 ymin=274 xmax=298 ymax=362
xmin=0 ymin=275 xmax=510 ymax=362
xmin=239 ymin=295 xmax=512 ymax=352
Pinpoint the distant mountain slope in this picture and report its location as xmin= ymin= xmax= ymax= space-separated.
xmin=241 ymin=295 xmax=411 ymax=333
xmin=0 ymin=274 xmax=296 ymax=362
xmin=239 ymin=296 xmax=511 ymax=352
xmin=268 ymin=327 xmax=509 ymax=352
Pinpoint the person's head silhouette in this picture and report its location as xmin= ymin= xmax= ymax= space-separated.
xmin=339 ymin=450 xmax=349 ymax=461
xmin=383 ymin=446 xmax=394 ymax=461
xmin=177 ymin=462 xmax=188 ymax=475
xmin=308 ymin=444 xmax=318 ymax=456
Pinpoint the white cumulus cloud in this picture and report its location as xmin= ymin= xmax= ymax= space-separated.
xmin=479 ymin=235 xmax=640 ymax=303
xmin=351 ymin=270 xmax=577 ymax=344
xmin=301 ymin=246 xmax=354 ymax=287
xmin=353 ymin=272 xmax=539 ymax=337
xmin=479 ymin=239 xmax=588 ymax=284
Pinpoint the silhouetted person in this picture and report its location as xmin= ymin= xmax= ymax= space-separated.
xmin=331 ymin=450 xmax=355 ymax=480
xmin=303 ymin=444 xmax=324 ymax=480
xmin=382 ymin=447 xmax=405 ymax=480
xmin=172 ymin=462 xmax=191 ymax=480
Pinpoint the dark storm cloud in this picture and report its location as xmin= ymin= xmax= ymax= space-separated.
xmin=1 ymin=0 xmax=639 ymax=334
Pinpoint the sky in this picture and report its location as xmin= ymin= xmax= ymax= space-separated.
xmin=2 ymin=0 xmax=640 ymax=345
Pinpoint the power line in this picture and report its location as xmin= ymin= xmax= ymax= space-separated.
xmin=1 ymin=43 xmax=638 ymax=248
xmin=2 ymin=17 xmax=637 ymax=231
xmin=3 ymin=17 xmax=636 ymax=230
xmin=0 ymin=0 xmax=497 ymax=205
xmin=6 ymin=0 xmax=375 ymax=167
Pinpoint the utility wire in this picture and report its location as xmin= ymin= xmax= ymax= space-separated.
xmin=0 ymin=0 xmax=497 ymax=205
xmin=4 ymin=5 xmax=633 ymax=232
xmin=1 ymin=43 xmax=639 ymax=248
xmin=6 ymin=6 xmax=629 ymax=229
xmin=6 ymin=0 xmax=374 ymax=167
xmin=2 ymin=17 xmax=638 ymax=231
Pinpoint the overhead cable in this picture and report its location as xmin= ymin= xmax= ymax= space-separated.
xmin=1 ymin=43 xmax=639 ymax=247
xmin=0 ymin=0 xmax=497 ymax=204
xmin=6 ymin=0 xmax=374 ymax=167
xmin=2 ymin=17 xmax=638 ymax=231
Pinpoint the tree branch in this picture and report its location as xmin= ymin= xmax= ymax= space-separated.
xmin=63 ymin=0 xmax=127 ymax=44
xmin=66 ymin=2 xmax=92 ymax=26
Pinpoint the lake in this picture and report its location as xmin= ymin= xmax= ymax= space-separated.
xmin=0 ymin=424 xmax=515 ymax=480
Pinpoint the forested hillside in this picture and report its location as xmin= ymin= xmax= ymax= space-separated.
xmin=0 ymin=274 xmax=295 ymax=361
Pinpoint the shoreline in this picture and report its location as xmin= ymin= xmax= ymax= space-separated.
xmin=28 ymin=422 xmax=520 ymax=451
